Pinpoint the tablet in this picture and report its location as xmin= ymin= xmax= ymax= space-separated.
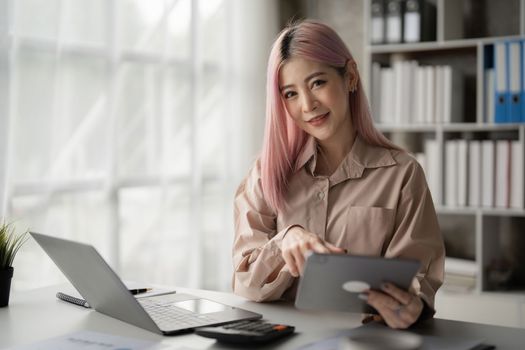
xmin=294 ymin=253 xmax=421 ymax=314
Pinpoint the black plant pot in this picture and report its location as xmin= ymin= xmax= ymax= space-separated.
xmin=0 ymin=267 xmax=14 ymax=307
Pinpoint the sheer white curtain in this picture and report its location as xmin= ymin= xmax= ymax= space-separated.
xmin=1 ymin=0 xmax=278 ymax=292
xmin=0 ymin=1 xmax=8 ymax=219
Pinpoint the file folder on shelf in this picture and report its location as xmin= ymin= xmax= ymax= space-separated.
xmin=385 ymin=0 xmax=403 ymax=44
xmin=484 ymin=68 xmax=495 ymax=123
xmin=371 ymin=0 xmax=386 ymax=44
xmin=507 ymin=40 xmax=522 ymax=123
xmin=483 ymin=44 xmax=495 ymax=123
xmin=445 ymin=140 xmax=458 ymax=207
xmin=481 ymin=140 xmax=495 ymax=207
xmin=494 ymin=41 xmax=508 ymax=123
xmin=468 ymin=140 xmax=481 ymax=207
xmin=424 ymin=139 xmax=440 ymax=205
xmin=403 ymin=0 xmax=420 ymax=43
xmin=495 ymin=140 xmax=510 ymax=208
xmin=442 ymin=66 xmax=464 ymax=123
xmin=522 ymin=39 xmax=525 ymax=122
xmin=510 ymin=140 xmax=524 ymax=209
xmin=371 ymin=62 xmax=382 ymax=121
xmin=457 ymin=140 xmax=468 ymax=207
xmin=403 ymin=0 xmax=436 ymax=43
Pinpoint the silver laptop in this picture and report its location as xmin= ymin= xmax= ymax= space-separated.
xmin=30 ymin=232 xmax=261 ymax=335
xmin=295 ymin=252 xmax=421 ymax=314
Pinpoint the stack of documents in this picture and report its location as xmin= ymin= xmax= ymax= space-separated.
xmin=371 ymin=61 xmax=463 ymax=125
xmin=443 ymin=257 xmax=478 ymax=293
xmin=441 ymin=139 xmax=523 ymax=209
xmin=414 ymin=139 xmax=441 ymax=205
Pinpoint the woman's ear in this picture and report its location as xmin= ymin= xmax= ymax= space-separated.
xmin=346 ymin=61 xmax=359 ymax=92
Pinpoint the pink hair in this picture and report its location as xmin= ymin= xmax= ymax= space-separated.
xmin=261 ymin=20 xmax=400 ymax=212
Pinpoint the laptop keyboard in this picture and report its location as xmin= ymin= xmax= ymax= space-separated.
xmin=139 ymin=298 xmax=218 ymax=330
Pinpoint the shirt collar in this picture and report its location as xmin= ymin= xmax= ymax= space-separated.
xmin=295 ymin=135 xmax=397 ymax=181
xmin=295 ymin=136 xmax=317 ymax=172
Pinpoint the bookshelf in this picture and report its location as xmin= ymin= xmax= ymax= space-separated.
xmin=364 ymin=0 xmax=525 ymax=296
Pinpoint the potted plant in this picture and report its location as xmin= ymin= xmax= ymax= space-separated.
xmin=0 ymin=222 xmax=28 ymax=307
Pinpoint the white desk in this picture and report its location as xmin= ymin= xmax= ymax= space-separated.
xmin=2 ymin=285 xmax=525 ymax=349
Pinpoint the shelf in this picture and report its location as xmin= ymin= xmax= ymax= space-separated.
xmin=361 ymin=0 xmax=525 ymax=295
xmin=478 ymin=208 xmax=525 ymax=217
xmin=368 ymin=35 xmax=525 ymax=54
xmin=482 ymin=290 xmax=525 ymax=299
xmin=441 ymin=123 xmax=524 ymax=132
xmin=439 ymin=289 xmax=525 ymax=298
xmin=445 ymin=257 xmax=477 ymax=275
xmin=376 ymin=124 xmax=437 ymax=132
xmin=437 ymin=207 xmax=478 ymax=215
xmin=377 ymin=123 xmax=524 ymax=133
xmin=437 ymin=207 xmax=525 ymax=217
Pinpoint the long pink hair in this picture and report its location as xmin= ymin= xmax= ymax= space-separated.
xmin=261 ymin=20 xmax=400 ymax=212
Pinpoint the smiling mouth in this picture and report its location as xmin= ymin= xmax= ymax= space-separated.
xmin=307 ymin=112 xmax=329 ymax=124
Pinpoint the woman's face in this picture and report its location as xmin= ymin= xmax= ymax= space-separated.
xmin=279 ymin=57 xmax=355 ymax=144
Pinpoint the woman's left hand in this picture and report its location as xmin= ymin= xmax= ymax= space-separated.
xmin=365 ymin=282 xmax=423 ymax=329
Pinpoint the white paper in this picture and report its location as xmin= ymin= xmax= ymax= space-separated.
xmin=8 ymin=330 xmax=173 ymax=350
xmin=124 ymin=281 xmax=176 ymax=299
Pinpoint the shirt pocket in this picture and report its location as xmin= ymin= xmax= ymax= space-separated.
xmin=342 ymin=206 xmax=395 ymax=256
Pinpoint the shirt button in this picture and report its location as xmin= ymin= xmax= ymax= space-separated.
xmin=317 ymin=191 xmax=325 ymax=200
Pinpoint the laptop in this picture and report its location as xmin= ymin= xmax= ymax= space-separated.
xmin=30 ymin=232 xmax=261 ymax=335
xmin=295 ymin=252 xmax=421 ymax=314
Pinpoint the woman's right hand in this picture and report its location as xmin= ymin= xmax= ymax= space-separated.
xmin=281 ymin=226 xmax=346 ymax=277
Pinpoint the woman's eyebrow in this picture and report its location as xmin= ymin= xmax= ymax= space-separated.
xmin=280 ymin=71 xmax=327 ymax=91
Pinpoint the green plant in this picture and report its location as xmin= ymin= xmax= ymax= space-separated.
xmin=0 ymin=222 xmax=28 ymax=269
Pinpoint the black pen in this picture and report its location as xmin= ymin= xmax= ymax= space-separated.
xmin=129 ymin=288 xmax=152 ymax=295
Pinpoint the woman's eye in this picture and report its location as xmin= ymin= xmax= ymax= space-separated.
xmin=284 ymin=91 xmax=296 ymax=99
xmin=312 ymin=79 xmax=326 ymax=88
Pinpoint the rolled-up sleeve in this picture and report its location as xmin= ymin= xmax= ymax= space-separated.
xmin=385 ymin=159 xmax=445 ymax=316
xmin=232 ymin=160 xmax=297 ymax=302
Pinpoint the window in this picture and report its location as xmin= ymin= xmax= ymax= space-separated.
xmin=2 ymin=0 xmax=238 ymax=291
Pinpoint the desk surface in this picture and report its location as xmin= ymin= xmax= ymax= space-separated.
xmin=2 ymin=285 xmax=525 ymax=349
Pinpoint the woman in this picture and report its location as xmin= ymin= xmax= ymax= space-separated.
xmin=232 ymin=20 xmax=444 ymax=329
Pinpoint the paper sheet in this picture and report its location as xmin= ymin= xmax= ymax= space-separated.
xmin=8 ymin=330 xmax=187 ymax=350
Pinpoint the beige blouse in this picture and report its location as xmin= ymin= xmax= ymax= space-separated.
xmin=233 ymin=135 xmax=445 ymax=313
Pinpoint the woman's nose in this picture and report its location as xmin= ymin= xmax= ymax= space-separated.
xmin=301 ymin=92 xmax=318 ymax=113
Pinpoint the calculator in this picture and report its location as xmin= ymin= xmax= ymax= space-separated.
xmin=194 ymin=320 xmax=295 ymax=345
